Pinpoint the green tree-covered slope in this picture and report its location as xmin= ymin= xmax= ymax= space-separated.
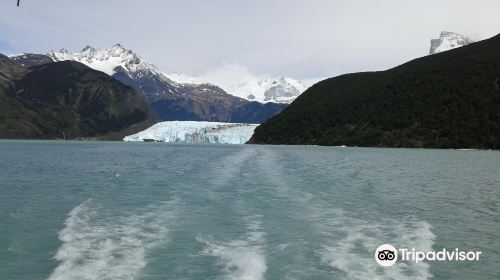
xmin=249 ymin=34 xmax=500 ymax=149
xmin=0 ymin=55 xmax=157 ymax=140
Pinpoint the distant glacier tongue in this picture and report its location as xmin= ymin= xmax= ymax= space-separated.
xmin=123 ymin=121 xmax=259 ymax=144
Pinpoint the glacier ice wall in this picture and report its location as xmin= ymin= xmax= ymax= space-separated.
xmin=123 ymin=121 xmax=259 ymax=144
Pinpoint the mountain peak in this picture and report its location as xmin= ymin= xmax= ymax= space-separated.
xmin=429 ymin=31 xmax=473 ymax=55
xmin=81 ymin=45 xmax=96 ymax=52
xmin=48 ymin=44 xmax=147 ymax=76
xmin=111 ymin=44 xmax=129 ymax=53
xmin=439 ymin=31 xmax=460 ymax=37
xmin=110 ymin=44 xmax=133 ymax=57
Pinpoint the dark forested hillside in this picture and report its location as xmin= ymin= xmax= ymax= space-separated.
xmin=249 ymin=34 xmax=500 ymax=149
xmin=0 ymin=56 xmax=157 ymax=140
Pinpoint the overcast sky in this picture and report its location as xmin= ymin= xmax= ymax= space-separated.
xmin=1 ymin=0 xmax=500 ymax=79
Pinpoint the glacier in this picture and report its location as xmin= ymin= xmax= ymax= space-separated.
xmin=123 ymin=121 xmax=259 ymax=144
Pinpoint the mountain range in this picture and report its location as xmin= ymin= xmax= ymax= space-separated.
xmin=10 ymin=45 xmax=308 ymax=123
xmin=3 ymin=31 xmax=492 ymax=144
xmin=10 ymin=30 xmax=466 ymax=130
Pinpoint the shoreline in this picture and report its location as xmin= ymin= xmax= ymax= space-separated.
xmin=0 ymin=138 xmax=497 ymax=151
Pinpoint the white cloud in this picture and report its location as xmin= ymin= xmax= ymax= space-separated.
xmin=198 ymin=63 xmax=260 ymax=90
xmin=1 ymin=0 xmax=500 ymax=79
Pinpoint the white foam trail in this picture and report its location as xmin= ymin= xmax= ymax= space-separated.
xmin=198 ymin=220 xmax=267 ymax=280
xmin=48 ymin=200 xmax=175 ymax=280
xmin=319 ymin=215 xmax=435 ymax=280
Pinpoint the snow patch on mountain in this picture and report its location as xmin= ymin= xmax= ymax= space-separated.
xmin=123 ymin=121 xmax=258 ymax=144
xmin=429 ymin=32 xmax=474 ymax=55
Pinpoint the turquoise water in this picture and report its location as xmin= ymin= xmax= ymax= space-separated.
xmin=0 ymin=141 xmax=499 ymax=280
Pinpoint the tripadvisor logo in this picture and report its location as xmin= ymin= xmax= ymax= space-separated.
xmin=375 ymin=244 xmax=398 ymax=266
xmin=375 ymin=244 xmax=481 ymax=267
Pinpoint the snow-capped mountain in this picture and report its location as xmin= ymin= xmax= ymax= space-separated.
xmin=123 ymin=121 xmax=258 ymax=144
xmin=429 ymin=31 xmax=474 ymax=55
xmin=48 ymin=44 xmax=184 ymax=99
xmin=168 ymin=75 xmax=312 ymax=104
xmin=215 ymin=76 xmax=310 ymax=104
xmin=166 ymin=66 xmax=316 ymax=104
xmin=49 ymin=44 xmax=133 ymax=76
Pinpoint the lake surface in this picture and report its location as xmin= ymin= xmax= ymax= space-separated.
xmin=0 ymin=141 xmax=499 ymax=280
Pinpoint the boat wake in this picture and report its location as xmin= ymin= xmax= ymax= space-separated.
xmin=197 ymin=219 xmax=267 ymax=280
xmin=317 ymin=212 xmax=435 ymax=280
xmin=48 ymin=199 xmax=176 ymax=280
